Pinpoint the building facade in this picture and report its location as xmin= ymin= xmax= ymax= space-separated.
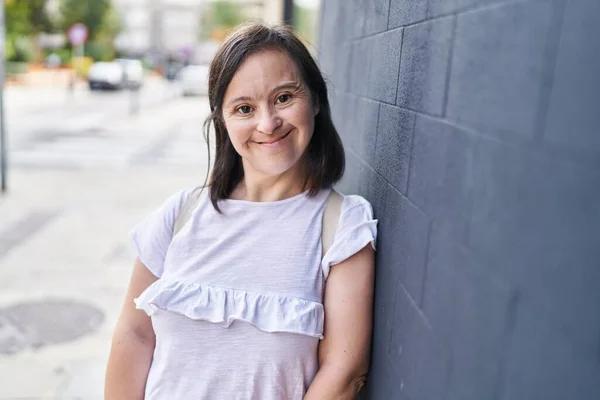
xmin=113 ymin=0 xmax=286 ymax=57
xmin=319 ymin=1 xmax=600 ymax=399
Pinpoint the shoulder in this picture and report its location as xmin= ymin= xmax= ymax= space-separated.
xmin=321 ymin=191 xmax=377 ymax=279
xmin=335 ymin=192 xmax=375 ymax=225
xmin=164 ymin=187 xmax=197 ymax=212
xmin=340 ymin=194 xmax=373 ymax=214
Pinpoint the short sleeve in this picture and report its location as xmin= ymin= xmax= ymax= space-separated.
xmin=321 ymin=195 xmax=378 ymax=279
xmin=129 ymin=188 xmax=193 ymax=277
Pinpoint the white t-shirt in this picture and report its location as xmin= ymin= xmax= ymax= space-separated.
xmin=131 ymin=187 xmax=377 ymax=400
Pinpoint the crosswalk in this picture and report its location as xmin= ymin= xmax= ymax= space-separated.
xmin=10 ymin=130 xmax=209 ymax=170
xmin=8 ymin=94 xmax=212 ymax=170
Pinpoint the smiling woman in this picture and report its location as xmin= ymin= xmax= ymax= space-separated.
xmin=222 ymin=49 xmax=318 ymax=188
xmin=205 ymin=23 xmax=345 ymax=208
xmin=105 ymin=23 xmax=377 ymax=400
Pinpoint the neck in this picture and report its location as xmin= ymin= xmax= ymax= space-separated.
xmin=233 ymin=161 xmax=308 ymax=202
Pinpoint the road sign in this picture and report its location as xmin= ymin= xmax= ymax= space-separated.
xmin=67 ymin=23 xmax=88 ymax=46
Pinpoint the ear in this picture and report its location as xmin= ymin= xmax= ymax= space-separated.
xmin=313 ymin=98 xmax=320 ymax=117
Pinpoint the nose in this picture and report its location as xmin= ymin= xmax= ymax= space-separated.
xmin=256 ymin=107 xmax=282 ymax=135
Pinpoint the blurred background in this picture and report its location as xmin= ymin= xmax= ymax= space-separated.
xmin=0 ymin=0 xmax=321 ymax=398
xmin=2 ymin=0 xmax=600 ymax=399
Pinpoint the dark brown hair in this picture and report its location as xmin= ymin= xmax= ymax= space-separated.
xmin=203 ymin=23 xmax=345 ymax=211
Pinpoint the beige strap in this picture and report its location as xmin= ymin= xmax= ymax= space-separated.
xmin=172 ymin=186 xmax=204 ymax=237
xmin=322 ymin=188 xmax=343 ymax=257
xmin=173 ymin=187 xmax=344 ymax=256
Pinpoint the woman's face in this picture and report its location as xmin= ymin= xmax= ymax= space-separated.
xmin=222 ymin=49 xmax=319 ymax=180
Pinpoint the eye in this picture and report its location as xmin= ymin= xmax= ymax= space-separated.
xmin=276 ymin=93 xmax=292 ymax=104
xmin=236 ymin=105 xmax=253 ymax=115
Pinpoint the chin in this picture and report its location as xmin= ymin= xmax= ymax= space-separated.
xmin=255 ymin=158 xmax=302 ymax=177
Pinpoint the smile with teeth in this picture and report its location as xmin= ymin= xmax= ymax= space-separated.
xmin=256 ymin=130 xmax=292 ymax=145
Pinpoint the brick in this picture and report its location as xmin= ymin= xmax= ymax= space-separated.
xmin=388 ymin=0 xmax=427 ymax=28
xmin=374 ymin=104 xmax=415 ymax=194
xmin=368 ymin=28 xmax=403 ymax=104
xmin=338 ymin=151 xmax=360 ymax=195
xmin=446 ymin=0 xmax=554 ymax=137
xmin=371 ymin=260 xmax=399 ymax=361
xmin=350 ymin=39 xmax=373 ymax=98
xmin=354 ymin=98 xmax=380 ymax=165
xmin=503 ymin=300 xmax=600 ymax=400
xmin=407 ymin=115 xmax=474 ymax=239
xmin=338 ymin=93 xmax=358 ymax=151
xmin=365 ymin=168 xmax=388 ymax=219
xmin=544 ymin=1 xmax=600 ymax=152
xmin=364 ymin=0 xmax=390 ymax=36
xmin=377 ymin=185 xmax=429 ymax=303
xmin=467 ymin=137 xmax=600 ymax=352
xmin=328 ymin=90 xmax=342 ymax=132
xmin=356 ymin=161 xmax=372 ymax=199
xmin=390 ymin=284 xmax=448 ymax=400
xmin=427 ymin=0 xmax=502 ymax=17
xmin=396 ymin=17 xmax=453 ymax=115
xmin=331 ymin=43 xmax=352 ymax=92
xmin=345 ymin=0 xmax=367 ymax=38
xmin=423 ymin=226 xmax=512 ymax=400
xmin=317 ymin=0 xmax=342 ymax=74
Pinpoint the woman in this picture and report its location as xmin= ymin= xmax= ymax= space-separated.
xmin=105 ymin=23 xmax=377 ymax=400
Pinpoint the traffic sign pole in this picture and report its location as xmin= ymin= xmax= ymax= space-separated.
xmin=67 ymin=24 xmax=89 ymax=95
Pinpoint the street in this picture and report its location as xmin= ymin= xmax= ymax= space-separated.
xmin=0 ymin=79 xmax=211 ymax=399
xmin=5 ymin=78 xmax=210 ymax=170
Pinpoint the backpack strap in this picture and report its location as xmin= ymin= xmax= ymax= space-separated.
xmin=322 ymin=188 xmax=343 ymax=257
xmin=172 ymin=187 xmax=344 ymax=257
xmin=172 ymin=186 xmax=204 ymax=237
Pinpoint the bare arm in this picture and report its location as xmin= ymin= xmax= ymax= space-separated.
xmin=304 ymin=245 xmax=375 ymax=400
xmin=105 ymin=258 xmax=158 ymax=400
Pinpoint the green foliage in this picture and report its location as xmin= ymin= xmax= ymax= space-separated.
xmin=5 ymin=0 xmax=32 ymax=36
xmin=58 ymin=0 xmax=113 ymax=41
xmin=211 ymin=1 xmax=245 ymax=27
xmin=11 ymin=35 xmax=35 ymax=62
xmin=293 ymin=4 xmax=319 ymax=48
xmin=55 ymin=0 xmax=122 ymax=61
xmin=28 ymin=0 xmax=56 ymax=33
xmin=4 ymin=0 xmax=36 ymax=62
xmin=84 ymin=40 xmax=113 ymax=61
xmin=200 ymin=1 xmax=247 ymax=41
xmin=4 ymin=0 xmax=55 ymax=34
xmin=54 ymin=47 xmax=72 ymax=64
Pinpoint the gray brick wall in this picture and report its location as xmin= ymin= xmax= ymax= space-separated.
xmin=318 ymin=0 xmax=600 ymax=399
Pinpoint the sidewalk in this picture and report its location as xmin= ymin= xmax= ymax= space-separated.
xmin=0 ymin=113 xmax=208 ymax=398
xmin=6 ymin=67 xmax=166 ymax=88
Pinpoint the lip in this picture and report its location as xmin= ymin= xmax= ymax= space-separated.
xmin=256 ymin=130 xmax=292 ymax=147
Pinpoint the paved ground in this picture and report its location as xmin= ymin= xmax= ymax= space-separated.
xmin=0 ymin=80 xmax=211 ymax=399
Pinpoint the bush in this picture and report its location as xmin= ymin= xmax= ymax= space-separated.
xmin=55 ymin=48 xmax=73 ymax=65
xmin=85 ymin=41 xmax=115 ymax=62
xmin=6 ymin=35 xmax=36 ymax=63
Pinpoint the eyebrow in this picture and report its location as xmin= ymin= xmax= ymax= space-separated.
xmin=224 ymin=81 xmax=302 ymax=108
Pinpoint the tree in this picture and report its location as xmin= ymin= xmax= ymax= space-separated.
xmin=4 ymin=0 xmax=32 ymax=36
xmin=59 ymin=0 xmax=111 ymax=41
xmin=4 ymin=0 xmax=34 ymax=62
xmin=200 ymin=1 xmax=247 ymax=42
xmin=28 ymin=0 xmax=55 ymax=33
xmin=57 ymin=0 xmax=122 ymax=61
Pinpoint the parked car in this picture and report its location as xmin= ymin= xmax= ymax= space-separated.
xmin=176 ymin=65 xmax=209 ymax=96
xmin=115 ymin=58 xmax=144 ymax=89
xmin=88 ymin=62 xmax=125 ymax=90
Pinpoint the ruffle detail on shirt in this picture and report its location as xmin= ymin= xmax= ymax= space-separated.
xmin=134 ymin=279 xmax=325 ymax=339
